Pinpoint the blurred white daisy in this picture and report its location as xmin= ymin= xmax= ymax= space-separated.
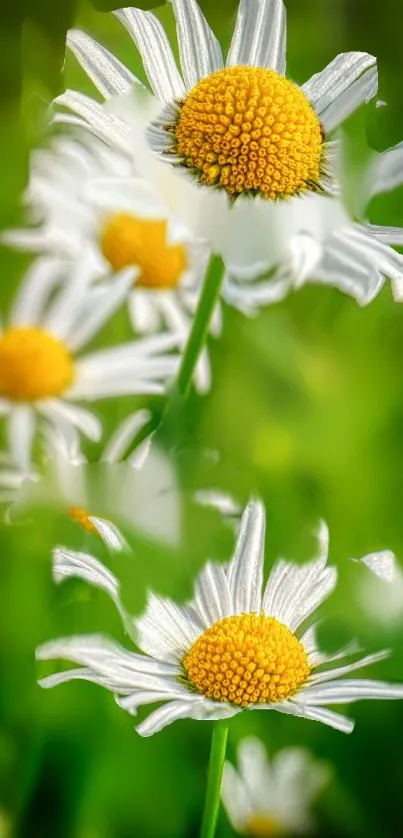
xmin=37 ymin=500 xmax=403 ymax=737
xmin=55 ymin=0 xmax=378 ymax=289
xmin=0 ymin=257 xmax=179 ymax=469
xmin=4 ymin=133 xmax=215 ymax=391
xmin=2 ymin=410 xmax=180 ymax=548
xmin=222 ymin=736 xmax=329 ymax=836
xmin=224 ymin=140 xmax=403 ymax=313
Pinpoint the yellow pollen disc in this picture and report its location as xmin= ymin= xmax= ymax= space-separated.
xmin=183 ymin=613 xmax=310 ymax=707
xmin=0 ymin=327 xmax=74 ymax=402
xmin=100 ymin=213 xmax=187 ymax=289
xmin=172 ymin=65 xmax=323 ymax=200
xmin=67 ymin=506 xmax=98 ymax=534
xmin=245 ymin=815 xmax=281 ymax=837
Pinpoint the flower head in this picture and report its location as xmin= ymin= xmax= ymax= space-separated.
xmin=222 ymin=737 xmax=329 ymax=835
xmin=0 ymin=257 xmax=179 ymax=469
xmin=53 ymin=0 xmax=378 ymax=287
xmin=3 ymin=133 xmax=215 ymax=392
xmin=37 ymin=500 xmax=403 ymax=736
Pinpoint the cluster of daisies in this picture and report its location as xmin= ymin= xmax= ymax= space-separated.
xmin=2 ymin=0 xmax=403 ymax=834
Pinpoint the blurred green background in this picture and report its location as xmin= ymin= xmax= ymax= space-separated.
xmin=1 ymin=1 xmax=403 ymax=836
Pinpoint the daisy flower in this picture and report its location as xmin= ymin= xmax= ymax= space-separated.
xmin=4 ymin=130 xmax=215 ymax=391
xmin=37 ymin=500 xmax=403 ymax=737
xmin=55 ymin=0 xmax=379 ymax=294
xmin=224 ymin=139 xmax=403 ymax=313
xmin=0 ymin=257 xmax=179 ymax=469
xmin=222 ymin=736 xmax=329 ymax=836
xmin=16 ymin=410 xmax=180 ymax=550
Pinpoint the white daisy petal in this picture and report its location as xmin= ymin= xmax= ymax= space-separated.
xmin=263 ymin=522 xmax=335 ymax=632
xmin=172 ymin=0 xmax=223 ymax=89
xmin=36 ymin=634 xmax=180 ymax=681
xmin=297 ymin=679 xmax=403 ymax=704
xmin=114 ymin=8 xmax=186 ymax=101
xmin=286 ymin=702 xmax=355 ymax=734
xmin=221 ymin=762 xmax=252 ymax=832
xmin=136 ymin=699 xmax=200 ymax=737
xmin=7 ymin=407 xmax=36 ymax=471
xmin=117 ymin=685 xmax=191 ymax=714
xmin=135 ymin=593 xmax=202 ymax=663
xmin=368 ymin=224 xmax=403 ymax=247
xmin=226 ymin=499 xmax=265 ymax=614
xmin=352 ymin=549 xmax=396 ymax=582
xmin=137 ymin=697 xmax=239 ymax=737
xmin=194 ymin=561 xmax=234 ymax=628
xmin=9 ymin=258 xmax=62 ymax=326
xmin=38 ymin=400 xmax=102 ymax=442
xmin=302 ymin=52 xmax=377 ymax=132
xmin=100 ymin=409 xmax=151 ymax=463
xmin=65 ymin=269 xmax=134 ymax=352
xmin=128 ymin=291 xmax=161 ymax=334
xmin=227 ymin=0 xmax=286 ymax=75
xmin=67 ymin=28 xmax=138 ymax=99
xmin=308 ymin=650 xmax=390 ymax=685
xmin=53 ymin=546 xmax=121 ymax=603
xmin=54 ymin=90 xmax=132 ymax=153
xmin=365 ymin=141 xmax=403 ymax=201
xmin=88 ymin=517 xmax=129 ymax=552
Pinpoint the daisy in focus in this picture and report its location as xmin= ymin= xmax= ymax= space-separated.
xmin=37 ymin=500 xmax=403 ymax=737
xmin=3 ymin=132 xmax=215 ymax=391
xmin=222 ymin=736 xmax=329 ymax=836
xmin=55 ymin=0 xmax=381 ymax=296
xmin=0 ymin=258 xmax=179 ymax=469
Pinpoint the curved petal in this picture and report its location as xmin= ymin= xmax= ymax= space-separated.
xmin=172 ymin=0 xmax=223 ymax=88
xmin=296 ymin=679 xmax=403 ymax=704
xmin=67 ymin=29 xmax=138 ymax=99
xmin=38 ymin=400 xmax=102 ymax=442
xmin=89 ymin=517 xmax=129 ymax=553
xmin=114 ymin=8 xmax=186 ymax=101
xmin=136 ymin=696 xmax=239 ymax=736
xmin=52 ymin=546 xmax=121 ymax=603
xmin=302 ymin=52 xmax=377 ymax=132
xmin=100 ymin=409 xmax=151 ymax=463
xmin=226 ymin=499 xmax=265 ymax=614
xmin=227 ymin=0 xmax=286 ymax=74
xmin=54 ymin=90 xmax=132 ymax=154
xmin=308 ymin=649 xmax=390 ymax=686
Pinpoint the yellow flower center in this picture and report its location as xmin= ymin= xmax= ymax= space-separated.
xmin=0 ymin=327 xmax=74 ymax=402
xmin=183 ymin=613 xmax=310 ymax=706
xmin=172 ymin=65 xmax=323 ymax=200
xmin=67 ymin=506 xmax=98 ymax=534
xmin=245 ymin=815 xmax=281 ymax=837
xmin=100 ymin=213 xmax=187 ymax=289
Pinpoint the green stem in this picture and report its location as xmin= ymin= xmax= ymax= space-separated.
xmin=176 ymin=255 xmax=225 ymax=398
xmin=200 ymin=720 xmax=229 ymax=838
